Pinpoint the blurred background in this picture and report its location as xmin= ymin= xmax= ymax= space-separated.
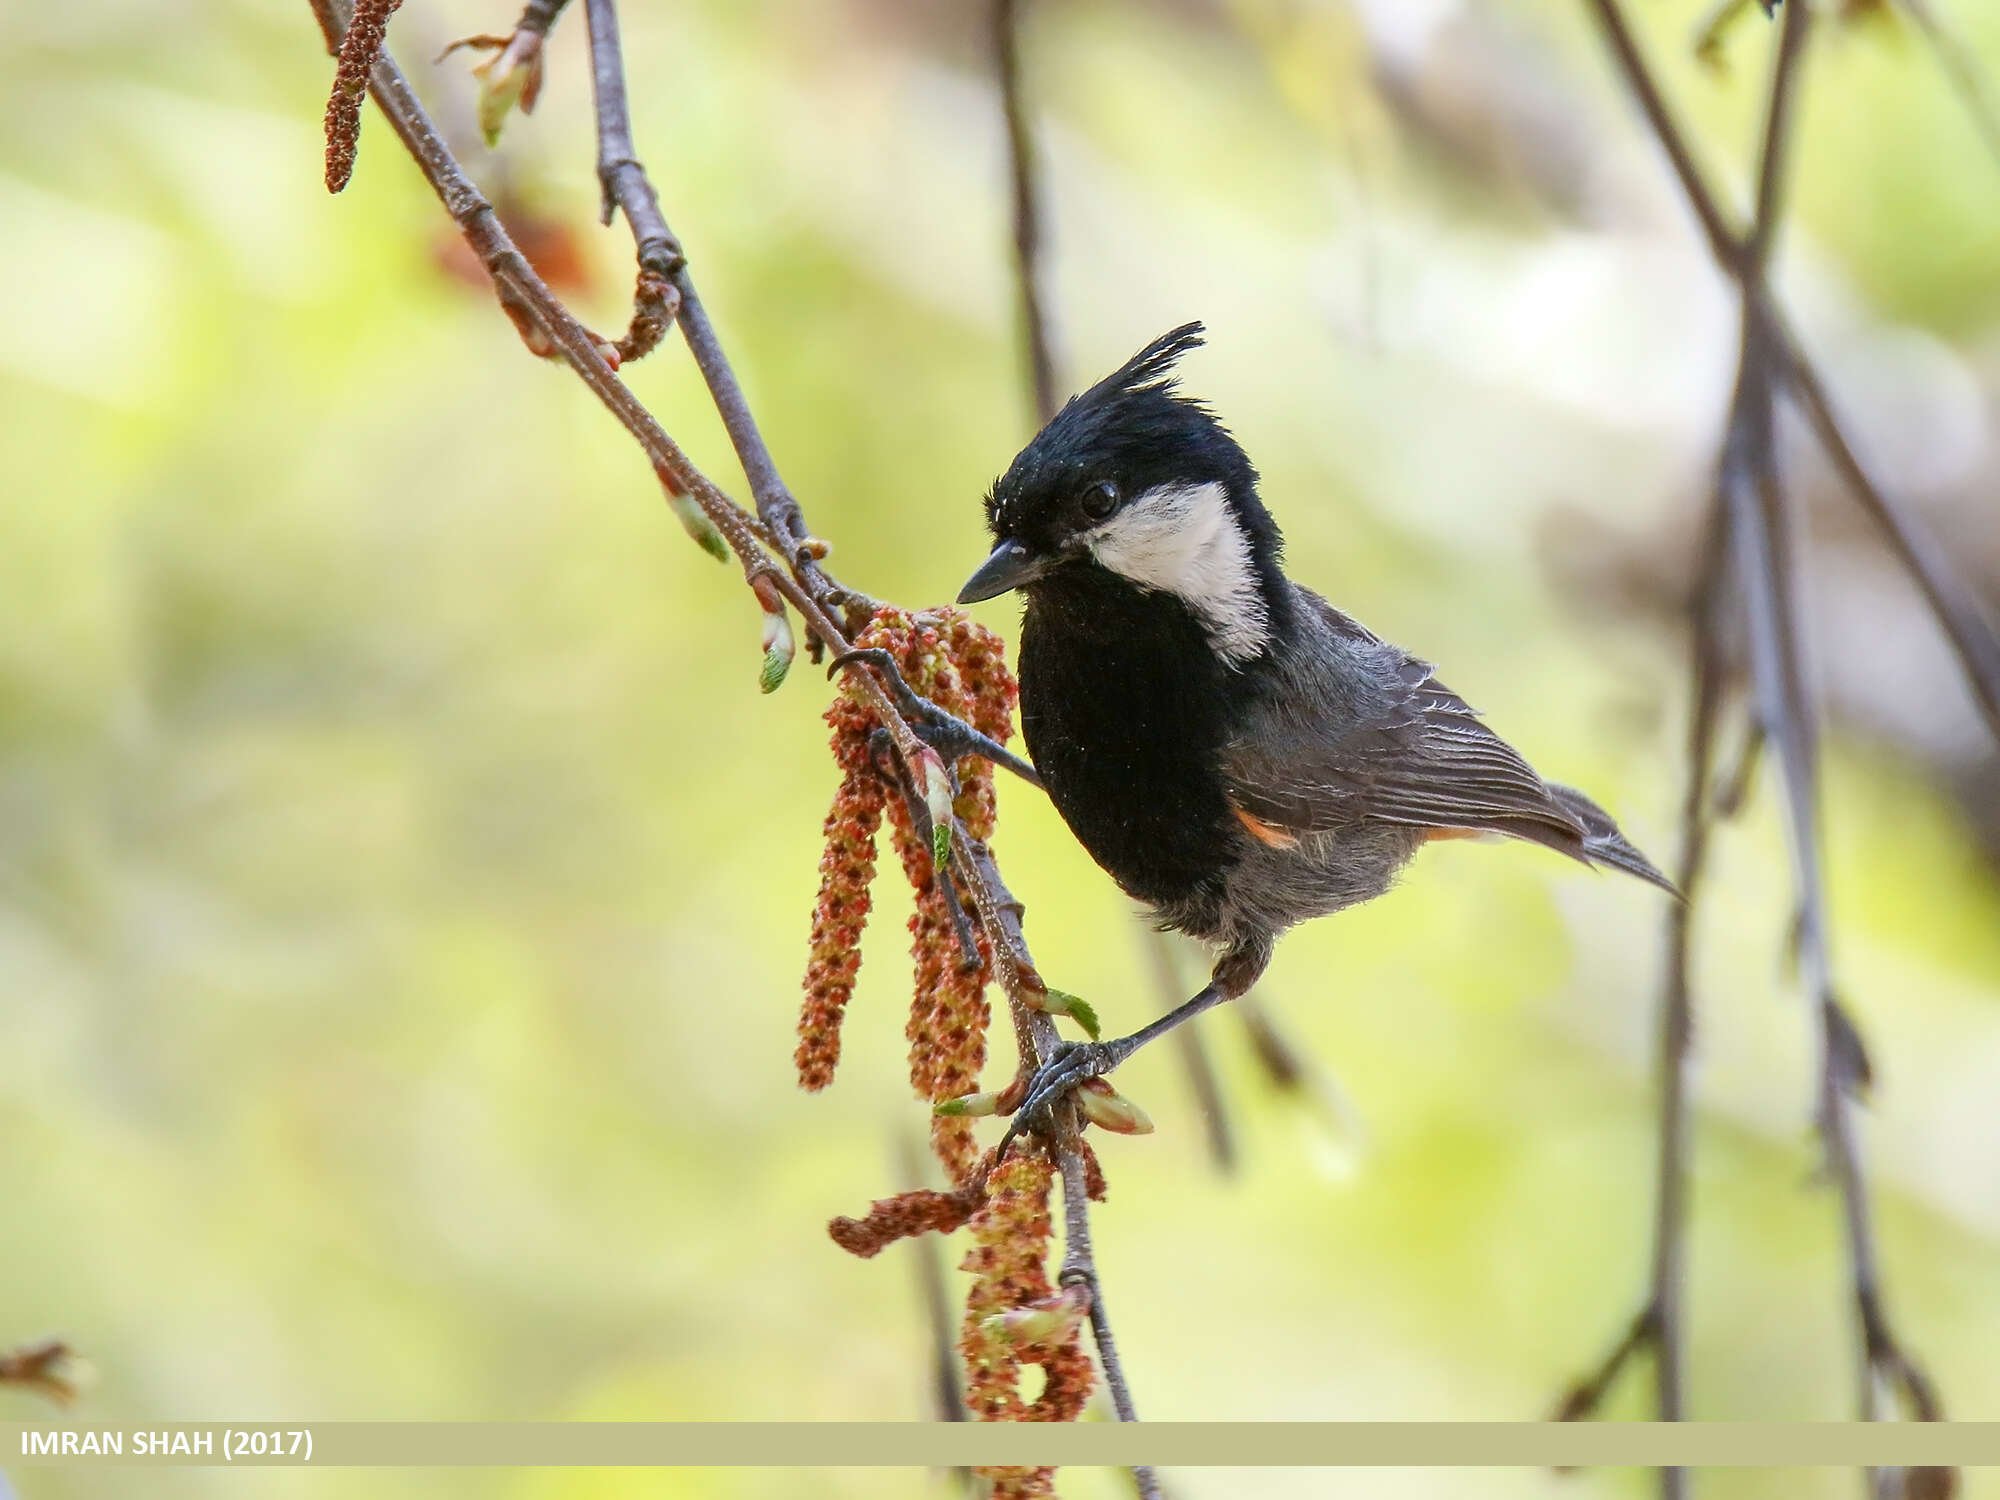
xmin=2 ymin=0 xmax=1999 ymax=1496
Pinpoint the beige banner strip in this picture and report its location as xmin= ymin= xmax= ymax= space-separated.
xmin=3 ymin=1423 xmax=1998 ymax=1467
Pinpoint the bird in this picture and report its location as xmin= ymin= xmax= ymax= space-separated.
xmin=954 ymin=322 xmax=1676 ymax=1138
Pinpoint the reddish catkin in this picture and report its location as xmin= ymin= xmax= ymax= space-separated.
xmin=959 ymin=1153 xmax=1093 ymax=1494
xmin=323 ymin=0 xmax=405 ymax=193
xmin=796 ymin=676 xmax=899 ymax=1087
xmin=839 ymin=609 xmax=1009 ymax=1183
xmin=826 ymin=1185 xmax=981 ymax=1259
xmin=795 ymin=769 xmax=885 ymax=1090
xmin=825 ymin=1150 xmax=998 ymax=1261
xmin=797 ymin=605 xmax=1013 ymax=1160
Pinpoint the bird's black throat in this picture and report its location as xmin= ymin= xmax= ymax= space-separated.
xmin=1017 ymin=562 xmax=1249 ymax=930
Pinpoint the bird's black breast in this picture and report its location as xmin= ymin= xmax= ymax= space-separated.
xmin=1017 ymin=566 xmax=1245 ymax=925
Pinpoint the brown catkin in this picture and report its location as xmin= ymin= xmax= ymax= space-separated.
xmin=825 ymin=1149 xmax=999 ymax=1260
xmin=324 ymin=0 xmax=404 ymax=192
xmin=827 ymin=1185 xmax=980 ymax=1259
xmin=838 ymin=609 xmax=1007 ymax=1182
xmin=959 ymin=1152 xmax=1093 ymax=1492
xmin=795 ymin=770 xmax=885 ymax=1090
xmin=795 ymin=607 xmax=1097 ymax=1472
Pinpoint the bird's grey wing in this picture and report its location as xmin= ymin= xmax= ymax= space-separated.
xmin=1222 ymin=592 xmax=1674 ymax=891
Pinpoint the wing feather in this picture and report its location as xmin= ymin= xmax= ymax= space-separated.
xmin=1223 ymin=592 xmax=1674 ymax=893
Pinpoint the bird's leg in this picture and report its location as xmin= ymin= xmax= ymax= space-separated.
xmin=997 ymin=938 xmax=1272 ymax=1159
xmin=828 ymin=647 xmax=1043 ymax=788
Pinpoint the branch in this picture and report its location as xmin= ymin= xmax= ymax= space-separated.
xmin=309 ymin=0 xmax=1159 ymax=1475
xmin=897 ymin=1134 xmax=973 ymax=1429
xmin=308 ymin=0 xmax=900 ymax=739
xmin=1572 ymin=7 xmax=1953 ymax=1484
xmin=995 ymin=0 xmax=1058 ymax=427
xmin=1583 ymin=0 xmax=2000 ymax=745
xmin=582 ymin=0 xmax=832 ymax=597
xmin=952 ymin=836 xmax=1157 ymax=1491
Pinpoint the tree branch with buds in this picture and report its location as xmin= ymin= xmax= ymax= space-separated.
xmin=1558 ymin=8 xmax=1990 ymax=1498
xmin=306 ymin=0 xmax=1156 ymax=1491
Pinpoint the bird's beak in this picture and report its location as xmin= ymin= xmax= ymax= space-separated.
xmin=956 ymin=538 xmax=1044 ymax=604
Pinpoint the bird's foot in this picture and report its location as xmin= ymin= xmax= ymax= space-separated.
xmin=828 ymin=647 xmax=1042 ymax=788
xmin=995 ymin=1039 xmax=1127 ymax=1159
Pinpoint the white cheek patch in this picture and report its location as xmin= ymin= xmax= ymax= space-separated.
xmin=1084 ymin=480 xmax=1271 ymax=665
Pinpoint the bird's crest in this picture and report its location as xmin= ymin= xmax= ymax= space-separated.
xmin=1078 ymin=322 xmax=1206 ymax=410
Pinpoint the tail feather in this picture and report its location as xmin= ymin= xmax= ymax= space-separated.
xmin=1546 ymin=784 xmax=1681 ymax=899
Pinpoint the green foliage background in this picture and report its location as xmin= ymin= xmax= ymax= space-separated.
xmin=1 ymin=1 xmax=1997 ymax=1496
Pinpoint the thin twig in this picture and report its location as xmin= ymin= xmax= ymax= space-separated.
xmin=1647 ymin=510 xmax=1728 ymax=1444
xmin=897 ymin=1134 xmax=973 ymax=1430
xmin=952 ymin=833 xmax=1157 ymax=1474
xmin=582 ymin=0 xmax=833 ymax=600
xmin=995 ymin=0 xmax=1058 ymax=427
xmin=1768 ymin=320 xmax=2000 ymax=740
xmin=1556 ymin=508 xmax=1727 ymax=1500
xmin=1583 ymin=0 xmax=2000 ymax=743
xmin=309 ymin=0 xmax=1152 ymax=1472
xmin=1576 ymin=4 xmax=1954 ymax=1481
xmin=308 ymin=0 xmax=898 ymax=746
xmin=1744 ymin=0 xmax=1810 ymax=279
xmin=1056 ymin=1144 xmax=1161 ymax=1500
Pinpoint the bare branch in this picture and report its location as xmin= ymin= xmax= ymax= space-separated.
xmin=1745 ymin=0 xmax=1810 ymax=278
xmin=897 ymin=1134 xmax=973 ymax=1428
xmin=1574 ymin=7 xmax=1953 ymax=1484
xmin=995 ymin=0 xmax=1059 ymax=426
xmin=1769 ymin=320 xmax=2000 ymax=740
xmin=1645 ymin=510 xmax=1727 ymax=1449
xmin=951 ymin=832 xmax=1156 ymax=1466
xmin=308 ymin=3 xmax=1158 ymax=1476
xmin=1057 ymin=1144 xmax=1162 ymax=1500
xmin=1586 ymin=0 xmax=1739 ymax=264
xmin=582 ymin=0 xmax=829 ymax=592
xmin=1584 ymin=0 xmax=2000 ymax=744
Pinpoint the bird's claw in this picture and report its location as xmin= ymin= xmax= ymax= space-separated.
xmin=827 ymin=648 xmax=1043 ymax=789
xmin=995 ymin=1040 xmax=1119 ymax=1160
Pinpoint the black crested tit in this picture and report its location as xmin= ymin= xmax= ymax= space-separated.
xmin=956 ymin=323 xmax=1675 ymax=1141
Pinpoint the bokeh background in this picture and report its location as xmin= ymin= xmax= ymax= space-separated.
xmin=3 ymin=0 xmax=1999 ymax=1496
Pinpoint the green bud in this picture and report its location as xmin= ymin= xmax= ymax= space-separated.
xmin=666 ymin=491 xmax=729 ymax=562
xmin=918 ymin=747 xmax=954 ymax=869
xmin=933 ymin=1090 xmax=1004 ymax=1119
xmin=1039 ymin=988 xmax=1101 ymax=1040
xmin=759 ymin=609 xmax=795 ymax=693
xmin=474 ymin=50 xmax=538 ymax=147
xmin=979 ymin=1288 xmax=1090 ymax=1348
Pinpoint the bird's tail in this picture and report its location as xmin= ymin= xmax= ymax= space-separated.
xmin=1547 ymin=783 xmax=1681 ymax=899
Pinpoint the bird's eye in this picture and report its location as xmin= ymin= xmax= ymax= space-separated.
xmin=1080 ymin=480 xmax=1120 ymax=522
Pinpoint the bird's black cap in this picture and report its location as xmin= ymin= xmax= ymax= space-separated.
xmin=963 ymin=322 xmax=1277 ymax=603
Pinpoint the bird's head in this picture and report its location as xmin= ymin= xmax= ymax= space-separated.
xmin=958 ymin=322 xmax=1284 ymax=664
